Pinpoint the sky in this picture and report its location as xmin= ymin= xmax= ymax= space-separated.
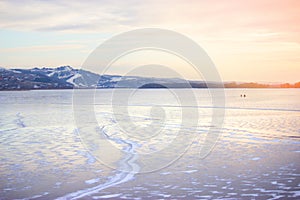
xmin=0 ymin=0 xmax=299 ymax=83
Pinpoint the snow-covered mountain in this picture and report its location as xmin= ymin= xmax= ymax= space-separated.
xmin=0 ymin=66 xmax=298 ymax=90
xmin=0 ymin=66 xmax=212 ymax=90
xmin=0 ymin=66 xmax=102 ymax=90
xmin=25 ymin=66 xmax=100 ymax=87
xmin=0 ymin=66 xmax=71 ymax=90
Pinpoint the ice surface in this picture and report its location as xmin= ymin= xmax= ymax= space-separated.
xmin=0 ymin=89 xmax=299 ymax=199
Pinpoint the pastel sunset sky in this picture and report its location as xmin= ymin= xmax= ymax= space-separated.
xmin=0 ymin=0 xmax=299 ymax=82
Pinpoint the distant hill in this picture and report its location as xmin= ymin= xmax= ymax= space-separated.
xmin=224 ymin=81 xmax=300 ymax=88
xmin=0 ymin=66 xmax=299 ymax=90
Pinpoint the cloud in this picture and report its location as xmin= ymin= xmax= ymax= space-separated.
xmin=0 ymin=0 xmax=142 ymax=33
xmin=0 ymin=44 xmax=84 ymax=53
xmin=1 ymin=0 xmax=300 ymax=38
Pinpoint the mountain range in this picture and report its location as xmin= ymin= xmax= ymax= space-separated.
xmin=0 ymin=66 xmax=299 ymax=90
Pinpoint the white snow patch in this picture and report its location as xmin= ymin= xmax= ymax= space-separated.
xmin=66 ymin=73 xmax=82 ymax=86
xmin=85 ymin=178 xmax=100 ymax=185
xmin=12 ymin=70 xmax=22 ymax=73
xmin=182 ymin=169 xmax=198 ymax=174
xmin=47 ymin=71 xmax=56 ymax=76
xmin=160 ymin=172 xmax=172 ymax=175
xmin=110 ymin=77 xmax=122 ymax=82
xmin=241 ymin=193 xmax=259 ymax=197
xmin=93 ymin=193 xmax=122 ymax=199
